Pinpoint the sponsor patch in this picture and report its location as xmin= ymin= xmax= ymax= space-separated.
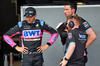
xmin=22 ymin=30 xmax=41 ymax=38
xmin=24 ymin=38 xmax=40 ymax=41
xmin=52 ymin=35 xmax=57 ymax=41
xmin=68 ymin=33 xmax=72 ymax=39
xmin=40 ymin=20 xmax=44 ymax=26
xmin=6 ymin=38 xmax=11 ymax=44
xmin=23 ymin=26 xmax=30 ymax=29
xmin=36 ymin=24 xmax=39 ymax=27
xmin=83 ymin=22 xmax=89 ymax=28
xmin=79 ymin=34 xmax=86 ymax=38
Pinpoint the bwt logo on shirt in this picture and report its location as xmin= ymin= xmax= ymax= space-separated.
xmin=23 ymin=30 xmax=41 ymax=37
xmin=79 ymin=34 xmax=86 ymax=38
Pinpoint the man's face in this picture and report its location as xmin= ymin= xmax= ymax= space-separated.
xmin=64 ymin=5 xmax=74 ymax=19
xmin=26 ymin=15 xmax=37 ymax=24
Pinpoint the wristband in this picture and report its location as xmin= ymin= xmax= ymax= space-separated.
xmin=13 ymin=45 xmax=18 ymax=48
xmin=47 ymin=42 xmax=51 ymax=46
xmin=64 ymin=57 xmax=69 ymax=61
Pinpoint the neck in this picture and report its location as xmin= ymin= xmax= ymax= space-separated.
xmin=66 ymin=14 xmax=77 ymax=19
xmin=72 ymin=26 xmax=79 ymax=30
xmin=72 ymin=13 xmax=77 ymax=17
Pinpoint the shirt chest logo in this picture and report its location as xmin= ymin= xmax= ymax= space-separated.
xmin=23 ymin=26 xmax=30 ymax=29
xmin=79 ymin=34 xmax=86 ymax=38
xmin=22 ymin=30 xmax=41 ymax=38
xmin=36 ymin=24 xmax=39 ymax=27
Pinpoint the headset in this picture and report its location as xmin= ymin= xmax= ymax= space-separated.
xmin=68 ymin=21 xmax=74 ymax=28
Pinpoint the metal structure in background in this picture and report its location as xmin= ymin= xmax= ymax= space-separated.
xmin=10 ymin=52 xmax=14 ymax=66
xmin=4 ymin=54 xmax=8 ymax=66
xmin=4 ymin=52 xmax=14 ymax=66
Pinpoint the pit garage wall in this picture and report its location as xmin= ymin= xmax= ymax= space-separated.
xmin=21 ymin=5 xmax=100 ymax=66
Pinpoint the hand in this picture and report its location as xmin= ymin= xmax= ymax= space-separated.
xmin=15 ymin=46 xmax=28 ymax=54
xmin=60 ymin=58 xmax=68 ymax=66
xmin=64 ymin=29 xmax=68 ymax=33
xmin=37 ymin=44 xmax=49 ymax=53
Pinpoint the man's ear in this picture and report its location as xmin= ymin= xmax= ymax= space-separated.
xmin=35 ymin=14 xmax=37 ymax=18
xmin=72 ymin=9 xmax=75 ymax=13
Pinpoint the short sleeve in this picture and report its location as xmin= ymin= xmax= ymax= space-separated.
xmin=79 ymin=18 xmax=91 ymax=32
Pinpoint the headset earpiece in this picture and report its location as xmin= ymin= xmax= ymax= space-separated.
xmin=69 ymin=21 xmax=74 ymax=28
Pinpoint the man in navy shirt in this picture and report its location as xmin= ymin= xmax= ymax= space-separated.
xmin=60 ymin=16 xmax=88 ymax=66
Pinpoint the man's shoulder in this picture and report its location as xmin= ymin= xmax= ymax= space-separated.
xmin=68 ymin=30 xmax=74 ymax=36
xmin=18 ymin=20 xmax=26 ymax=24
xmin=35 ymin=19 xmax=45 ymax=26
xmin=80 ymin=17 xmax=88 ymax=23
xmin=18 ymin=20 xmax=27 ymax=28
xmin=69 ymin=28 xmax=80 ymax=36
xmin=69 ymin=28 xmax=79 ymax=32
xmin=35 ymin=19 xmax=45 ymax=23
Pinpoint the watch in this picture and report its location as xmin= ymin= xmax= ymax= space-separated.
xmin=64 ymin=57 xmax=69 ymax=61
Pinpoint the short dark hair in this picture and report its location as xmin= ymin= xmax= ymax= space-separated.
xmin=64 ymin=1 xmax=77 ymax=13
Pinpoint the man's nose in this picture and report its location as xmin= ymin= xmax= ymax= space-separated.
xmin=27 ymin=17 xmax=30 ymax=20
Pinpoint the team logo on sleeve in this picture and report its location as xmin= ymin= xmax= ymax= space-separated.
xmin=83 ymin=22 xmax=89 ymax=28
xmin=52 ymin=35 xmax=57 ymax=41
xmin=40 ymin=21 xmax=44 ymax=26
xmin=22 ymin=30 xmax=41 ymax=38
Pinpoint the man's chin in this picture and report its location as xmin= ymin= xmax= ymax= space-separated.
xmin=27 ymin=21 xmax=32 ymax=24
xmin=64 ymin=14 xmax=68 ymax=17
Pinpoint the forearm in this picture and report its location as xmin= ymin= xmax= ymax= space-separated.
xmin=65 ymin=43 xmax=75 ymax=59
xmin=60 ymin=44 xmax=75 ymax=66
xmin=3 ymin=25 xmax=20 ymax=48
xmin=44 ymin=44 xmax=49 ymax=50
xmin=86 ymin=28 xmax=97 ymax=48
xmin=86 ymin=35 xmax=97 ymax=48
xmin=47 ymin=33 xmax=58 ymax=46
xmin=3 ymin=35 xmax=17 ymax=48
